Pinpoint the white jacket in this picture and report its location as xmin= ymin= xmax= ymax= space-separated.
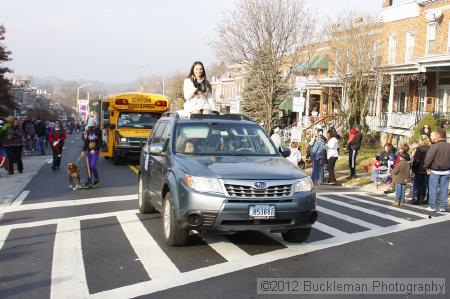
xmin=183 ymin=78 xmax=215 ymax=112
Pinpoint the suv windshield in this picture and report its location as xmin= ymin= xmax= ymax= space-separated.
xmin=175 ymin=123 xmax=278 ymax=156
xmin=117 ymin=112 xmax=160 ymax=129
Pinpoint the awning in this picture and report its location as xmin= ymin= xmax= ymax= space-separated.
xmin=279 ymin=98 xmax=293 ymax=111
xmin=293 ymin=55 xmax=329 ymax=74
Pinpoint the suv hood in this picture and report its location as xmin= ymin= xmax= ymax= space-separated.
xmin=174 ymin=155 xmax=307 ymax=180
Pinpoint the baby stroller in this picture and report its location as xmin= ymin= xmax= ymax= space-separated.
xmin=373 ymin=158 xmax=393 ymax=189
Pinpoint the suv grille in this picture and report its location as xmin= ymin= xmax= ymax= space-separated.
xmin=225 ymin=184 xmax=292 ymax=198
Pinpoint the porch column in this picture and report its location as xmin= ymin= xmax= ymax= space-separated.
xmin=375 ymin=77 xmax=383 ymax=115
xmin=386 ymin=74 xmax=395 ymax=131
xmin=305 ymin=89 xmax=310 ymax=116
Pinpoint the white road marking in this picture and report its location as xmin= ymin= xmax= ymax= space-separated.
xmin=50 ymin=218 xmax=89 ymax=299
xmin=316 ymin=206 xmax=381 ymax=230
xmin=0 ymin=209 xmax=139 ymax=232
xmin=116 ymin=213 xmax=181 ymax=280
xmin=90 ymin=213 xmax=450 ymax=299
xmin=313 ymin=221 xmax=350 ymax=237
xmin=337 ymin=193 xmax=428 ymax=219
xmin=0 ymin=229 xmax=10 ymax=251
xmin=317 ymin=195 xmax=410 ymax=224
xmin=203 ymin=234 xmax=251 ymax=262
xmin=11 ymin=190 xmax=30 ymax=206
xmin=1 ymin=194 xmax=137 ymax=213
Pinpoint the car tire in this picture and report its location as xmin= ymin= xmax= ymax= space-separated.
xmin=162 ymin=193 xmax=188 ymax=246
xmin=113 ymin=151 xmax=120 ymax=165
xmin=281 ymin=227 xmax=311 ymax=243
xmin=138 ymin=175 xmax=155 ymax=213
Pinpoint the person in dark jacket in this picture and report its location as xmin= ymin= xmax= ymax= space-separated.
xmin=347 ymin=124 xmax=362 ymax=179
xmin=424 ymin=130 xmax=450 ymax=212
xmin=48 ymin=120 xmax=67 ymax=170
xmin=4 ymin=116 xmax=24 ymax=174
xmin=35 ymin=118 xmax=47 ymax=155
xmin=410 ymin=136 xmax=431 ymax=205
xmin=392 ymin=152 xmax=411 ymax=207
xmin=81 ymin=126 xmax=102 ymax=188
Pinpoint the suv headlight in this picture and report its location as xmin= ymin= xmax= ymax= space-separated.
xmin=183 ymin=175 xmax=224 ymax=194
xmin=293 ymin=177 xmax=313 ymax=192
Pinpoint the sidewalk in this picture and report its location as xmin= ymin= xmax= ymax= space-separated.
xmin=0 ymin=154 xmax=49 ymax=206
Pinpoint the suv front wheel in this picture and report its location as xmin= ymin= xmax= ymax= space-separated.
xmin=281 ymin=227 xmax=311 ymax=243
xmin=138 ymin=175 xmax=155 ymax=213
xmin=163 ymin=193 xmax=188 ymax=246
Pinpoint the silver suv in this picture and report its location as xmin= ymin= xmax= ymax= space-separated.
xmin=138 ymin=113 xmax=317 ymax=246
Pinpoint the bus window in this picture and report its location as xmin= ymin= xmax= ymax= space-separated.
xmin=117 ymin=112 xmax=160 ymax=129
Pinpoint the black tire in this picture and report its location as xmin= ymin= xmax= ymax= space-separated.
xmin=138 ymin=175 xmax=155 ymax=213
xmin=281 ymin=227 xmax=312 ymax=243
xmin=113 ymin=151 xmax=121 ymax=165
xmin=104 ymin=156 xmax=110 ymax=160
xmin=162 ymin=193 xmax=188 ymax=246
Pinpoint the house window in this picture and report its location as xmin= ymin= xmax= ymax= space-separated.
xmin=419 ymin=87 xmax=426 ymax=113
xmin=396 ymin=90 xmax=407 ymax=113
xmin=426 ymin=22 xmax=436 ymax=56
xmin=405 ymin=32 xmax=415 ymax=62
xmin=388 ymin=34 xmax=396 ymax=65
xmin=436 ymin=89 xmax=444 ymax=113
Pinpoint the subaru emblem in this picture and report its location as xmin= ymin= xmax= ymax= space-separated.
xmin=254 ymin=182 xmax=266 ymax=189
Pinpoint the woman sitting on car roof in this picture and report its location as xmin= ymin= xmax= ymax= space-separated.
xmin=183 ymin=61 xmax=215 ymax=115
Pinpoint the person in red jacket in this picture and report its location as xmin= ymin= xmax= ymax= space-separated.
xmin=48 ymin=120 xmax=67 ymax=170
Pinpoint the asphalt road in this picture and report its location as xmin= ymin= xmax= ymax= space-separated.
xmin=0 ymin=133 xmax=449 ymax=299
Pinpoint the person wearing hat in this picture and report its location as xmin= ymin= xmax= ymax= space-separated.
xmin=392 ymin=151 xmax=411 ymax=207
xmin=271 ymin=127 xmax=282 ymax=148
xmin=347 ymin=124 xmax=363 ymax=179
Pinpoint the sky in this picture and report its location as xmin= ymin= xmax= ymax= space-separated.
xmin=1 ymin=0 xmax=381 ymax=83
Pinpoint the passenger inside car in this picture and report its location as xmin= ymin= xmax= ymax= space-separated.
xmin=184 ymin=140 xmax=195 ymax=153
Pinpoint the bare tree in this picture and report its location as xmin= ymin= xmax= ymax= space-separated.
xmin=326 ymin=10 xmax=382 ymax=131
xmin=214 ymin=0 xmax=316 ymax=131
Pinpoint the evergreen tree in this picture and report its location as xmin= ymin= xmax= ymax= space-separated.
xmin=0 ymin=25 xmax=15 ymax=116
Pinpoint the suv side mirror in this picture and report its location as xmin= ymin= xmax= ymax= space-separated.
xmin=109 ymin=124 xmax=116 ymax=129
xmin=149 ymin=143 xmax=164 ymax=155
xmin=279 ymin=146 xmax=291 ymax=158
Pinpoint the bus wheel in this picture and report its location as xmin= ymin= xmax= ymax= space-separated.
xmin=113 ymin=152 xmax=121 ymax=165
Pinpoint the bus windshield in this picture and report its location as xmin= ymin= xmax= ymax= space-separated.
xmin=117 ymin=112 xmax=160 ymax=129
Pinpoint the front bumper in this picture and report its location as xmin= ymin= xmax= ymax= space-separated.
xmin=175 ymin=182 xmax=317 ymax=233
xmin=115 ymin=145 xmax=142 ymax=160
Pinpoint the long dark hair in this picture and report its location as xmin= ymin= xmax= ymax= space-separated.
xmin=187 ymin=61 xmax=207 ymax=80
xmin=187 ymin=61 xmax=211 ymax=91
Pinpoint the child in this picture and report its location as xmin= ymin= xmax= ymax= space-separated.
xmin=287 ymin=141 xmax=301 ymax=166
xmin=392 ymin=152 xmax=411 ymax=207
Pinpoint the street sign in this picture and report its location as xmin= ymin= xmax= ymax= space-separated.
xmin=290 ymin=126 xmax=303 ymax=142
xmin=292 ymin=97 xmax=305 ymax=113
xmin=230 ymin=99 xmax=241 ymax=114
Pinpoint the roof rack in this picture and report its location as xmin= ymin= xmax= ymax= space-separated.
xmin=189 ymin=113 xmax=254 ymax=121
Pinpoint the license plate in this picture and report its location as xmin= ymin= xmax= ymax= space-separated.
xmin=249 ymin=204 xmax=276 ymax=219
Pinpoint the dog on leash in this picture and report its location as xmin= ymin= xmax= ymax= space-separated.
xmin=67 ymin=162 xmax=81 ymax=190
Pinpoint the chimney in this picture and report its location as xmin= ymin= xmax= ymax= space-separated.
xmin=383 ymin=0 xmax=393 ymax=8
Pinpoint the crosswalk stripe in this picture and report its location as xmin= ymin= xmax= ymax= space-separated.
xmin=116 ymin=213 xmax=181 ymax=280
xmin=313 ymin=222 xmax=350 ymax=237
xmin=317 ymin=195 xmax=410 ymax=224
xmin=0 ymin=229 xmax=10 ymax=251
xmin=1 ymin=194 xmax=137 ymax=213
xmin=11 ymin=190 xmax=30 ymax=206
xmin=50 ymin=218 xmax=89 ymax=299
xmin=203 ymin=235 xmax=251 ymax=262
xmin=316 ymin=206 xmax=382 ymax=230
xmin=338 ymin=194 xmax=428 ymax=219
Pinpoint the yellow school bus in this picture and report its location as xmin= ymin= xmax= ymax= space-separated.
xmin=98 ymin=92 xmax=170 ymax=164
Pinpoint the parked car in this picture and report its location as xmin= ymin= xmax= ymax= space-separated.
xmin=138 ymin=112 xmax=317 ymax=246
